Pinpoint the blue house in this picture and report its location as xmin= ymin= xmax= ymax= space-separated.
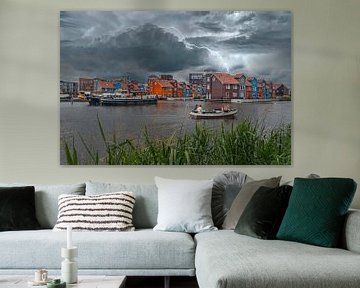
xmin=251 ymin=77 xmax=257 ymax=99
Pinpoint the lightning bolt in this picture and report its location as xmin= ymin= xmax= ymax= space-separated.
xmin=165 ymin=27 xmax=230 ymax=72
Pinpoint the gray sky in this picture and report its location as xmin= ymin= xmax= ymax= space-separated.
xmin=60 ymin=11 xmax=291 ymax=87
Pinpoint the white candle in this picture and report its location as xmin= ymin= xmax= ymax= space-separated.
xmin=67 ymin=225 xmax=72 ymax=249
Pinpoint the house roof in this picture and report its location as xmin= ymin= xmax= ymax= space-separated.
xmin=99 ymin=80 xmax=114 ymax=89
xmin=234 ymin=73 xmax=246 ymax=79
xmin=245 ymin=76 xmax=256 ymax=86
xmin=213 ymin=73 xmax=239 ymax=85
xmin=156 ymin=79 xmax=174 ymax=88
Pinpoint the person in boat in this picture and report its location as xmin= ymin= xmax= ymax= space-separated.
xmin=196 ymin=105 xmax=203 ymax=113
xmin=194 ymin=104 xmax=198 ymax=111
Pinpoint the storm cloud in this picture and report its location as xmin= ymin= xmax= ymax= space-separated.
xmin=61 ymin=11 xmax=291 ymax=86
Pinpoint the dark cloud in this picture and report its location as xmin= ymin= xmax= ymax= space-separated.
xmin=186 ymin=11 xmax=210 ymax=16
xmin=61 ymin=24 xmax=210 ymax=82
xmin=231 ymin=63 xmax=246 ymax=71
xmin=195 ymin=21 xmax=225 ymax=32
xmin=60 ymin=11 xmax=291 ymax=87
xmin=221 ymin=30 xmax=291 ymax=53
xmin=235 ymin=12 xmax=256 ymax=24
xmin=185 ymin=36 xmax=220 ymax=47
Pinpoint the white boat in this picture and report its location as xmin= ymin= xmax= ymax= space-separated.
xmin=189 ymin=109 xmax=238 ymax=119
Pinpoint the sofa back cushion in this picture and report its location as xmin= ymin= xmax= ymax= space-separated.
xmin=0 ymin=183 xmax=86 ymax=229
xmin=86 ymin=181 xmax=158 ymax=229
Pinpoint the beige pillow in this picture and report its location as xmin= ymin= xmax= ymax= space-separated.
xmin=222 ymin=177 xmax=281 ymax=230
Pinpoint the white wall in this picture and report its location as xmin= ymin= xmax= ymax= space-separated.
xmin=0 ymin=0 xmax=359 ymax=208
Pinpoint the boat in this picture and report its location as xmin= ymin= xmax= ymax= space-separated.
xmin=101 ymin=97 xmax=157 ymax=106
xmin=189 ymin=108 xmax=238 ymax=119
xmin=87 ymin=95 xmax=158 ymax=106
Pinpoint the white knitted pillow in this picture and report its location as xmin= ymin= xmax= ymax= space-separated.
xmin=53 ymin=192 xmax=135 ymax=231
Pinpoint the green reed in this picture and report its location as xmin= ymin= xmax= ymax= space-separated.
xmin=64 ymin=116 xmax=291 ymax=165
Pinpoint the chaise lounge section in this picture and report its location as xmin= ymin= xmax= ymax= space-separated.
xmin=195 ymin=216 xmax=360 ymax=288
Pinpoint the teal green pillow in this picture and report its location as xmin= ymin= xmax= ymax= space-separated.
xmin=276 ymin=178 xmax=357 ymax=247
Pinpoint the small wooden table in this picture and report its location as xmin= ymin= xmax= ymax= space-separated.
xmin=0 ymin=275 xmax=126 ymax=288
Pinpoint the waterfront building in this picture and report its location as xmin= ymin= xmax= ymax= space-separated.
xmin=265 ymin=81 xmax=272 ymax=99
xmin=189 ymin=73 xmax=206 ymax=96
xmin=208 ymin=73 xmax=239 ymax=100
xmin=94 ymin=80 xmax=115 ymax=94
xmin=160 ymin=75 xmax=173 ymax=80
xmin=79 ymin=78 xmax=95 ymax=93
xmin=274 ymin=84 xmax=290 ymax=97
xmin=128 ymin=80 xmax=146 ymax=96
xmin=176 ymin=82 xmax=184 ymax=97
xmin=245 ymin=77 xmax=258 ymax=99
xmin=234 ymin=73 xmax=246 ymax=99
xmin=205 ymin=74 xmax=211 ymax=99
xmin=60 ymin=80 xmax=78 ymax=96
xmin=257 ymin=79 xmax=266 ymax=99
xmin=149 ymin=79 xmax=174 ymax=97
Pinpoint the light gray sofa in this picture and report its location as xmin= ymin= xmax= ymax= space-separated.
xmin=0 ymin=181 xmax=360 ymax=288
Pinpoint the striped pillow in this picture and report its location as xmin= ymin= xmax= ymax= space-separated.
xmin=53 ymin=192 xmax=136 ymax=232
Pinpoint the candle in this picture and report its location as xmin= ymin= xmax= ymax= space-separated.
xmin=67 ymin=225 xmax=72 ymax=249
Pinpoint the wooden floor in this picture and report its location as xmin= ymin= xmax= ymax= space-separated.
xmin=126 ymin=276 xmax=199 ymax=288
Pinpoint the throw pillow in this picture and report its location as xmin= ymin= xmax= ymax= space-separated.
xmin=0 ymin=186 xmax=41 ymax=231
xmin=53 ymin=192 xmax=136 ymax=231
xmin=86 ymin=181 xmax=158 ymax=229
xmin=212 ymin=171 xmax=252 ymax=228
xmin=277 ymin=178 xmax=357 ymax=248
xmin=153 ymin=177 xmax=217 ymax=233
xmin=234 ymin=185 xmax=293 ymax=239
xmin=222 ymin=176 xmax=281 ymax=230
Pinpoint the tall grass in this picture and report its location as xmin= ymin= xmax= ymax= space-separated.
xmin=64 ymin=116 xmax=291 ymax=165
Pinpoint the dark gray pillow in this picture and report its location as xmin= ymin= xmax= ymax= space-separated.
xmin=235 ymin=185 xmax=292 ymax=239
xmin=223 ymin=176 xmax=282 ymax=230
xmin=212 ymin=171 xmax=251 ymax=228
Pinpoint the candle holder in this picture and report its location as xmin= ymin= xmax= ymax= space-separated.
xmin=61 ymin=247 xmax=78 ymax=284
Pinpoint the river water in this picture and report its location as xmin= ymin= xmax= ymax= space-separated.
xmin=60 ymin=100 xmax=292 ymax=164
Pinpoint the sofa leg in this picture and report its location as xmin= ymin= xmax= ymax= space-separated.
xmin=164 ymin=276 xmax=170 ymax=288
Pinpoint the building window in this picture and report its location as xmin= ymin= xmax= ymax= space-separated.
xmin=226 ymin=84 xmax=230 ymax=89
xmin=233 ymin=92 xmax=237 ymax=97
xmin=225 ymin=92 xmax=229 ymax=97
xmin=232 ymin=85 xmax=238 ymax=89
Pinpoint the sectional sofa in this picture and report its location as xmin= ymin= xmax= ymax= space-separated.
xmin=0 ymin=180 xmax=359 ymax=288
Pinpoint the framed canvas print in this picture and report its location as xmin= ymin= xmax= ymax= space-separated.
xmin=60 ymin=11 xmax=292 ymax=165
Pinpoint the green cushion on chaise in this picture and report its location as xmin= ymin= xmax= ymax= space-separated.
xmin=277 ymin=177 xmax=357 ymax=247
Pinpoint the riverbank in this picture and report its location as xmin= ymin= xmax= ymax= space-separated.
xmin=64 ymin=120 xmax=291 ymax=165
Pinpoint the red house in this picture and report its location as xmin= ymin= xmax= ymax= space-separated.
xmin=208 ymin=73 xmax=239 ymax=100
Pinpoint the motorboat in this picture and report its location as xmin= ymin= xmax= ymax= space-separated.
xmin=189 ymin=108 xmax=238 ymax=119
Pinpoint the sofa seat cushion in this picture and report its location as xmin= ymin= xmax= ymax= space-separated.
xmin=195 ymin=230 xmax=360 ymax=288
xmin=0 ymin=229 xmax=195 ymax=271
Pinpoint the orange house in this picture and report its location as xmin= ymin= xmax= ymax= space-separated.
xmin=149 ymin=79 xmax=174 ymax=97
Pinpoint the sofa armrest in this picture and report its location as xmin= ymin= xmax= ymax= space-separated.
xmin=342 ymin=209 xmax=360 ymax=253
